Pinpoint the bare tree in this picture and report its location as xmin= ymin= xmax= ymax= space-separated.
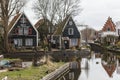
xmin=33 ymin=0 xmax=81 ymax=51
xmin=33 ymin=0 xmax=81 ymax=24
xmin=0 ymin=0 xmax=26 ymax=53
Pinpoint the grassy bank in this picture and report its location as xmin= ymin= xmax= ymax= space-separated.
xmin=0 ymin=62 xmax=65 ymax=80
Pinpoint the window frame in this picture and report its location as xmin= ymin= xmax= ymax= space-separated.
xmin=25 ymin=38 xmax=33 ymax=46
xmin=68 ymin=28 xmax=74 ymax=35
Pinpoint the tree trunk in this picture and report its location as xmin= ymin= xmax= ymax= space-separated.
xmin=3 ymin=18 xmax=9 ymax=53
xmin=4 ymin=31 xmax=9 ymax=53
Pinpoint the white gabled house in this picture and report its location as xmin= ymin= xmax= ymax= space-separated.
xmin=115 ymin=21 xmax=120 ymax=37
xmin=8 ymin=12 xmax=38 ymax=48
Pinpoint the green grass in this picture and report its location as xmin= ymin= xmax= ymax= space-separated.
xmin=0 ymin=62 xmax=65 ymax=80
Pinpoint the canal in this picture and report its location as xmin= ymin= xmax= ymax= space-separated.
xmin=78 ymin=54 xmax=120 ymax=80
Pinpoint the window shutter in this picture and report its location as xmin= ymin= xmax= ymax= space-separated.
xmin=28 ymin=28 xmax=32 ymax=35
xmin=15 ymin=28 xmax=19 ymax=34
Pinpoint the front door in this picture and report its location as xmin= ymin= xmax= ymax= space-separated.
xmin=64 ymin=40 xmax=69 ymax=49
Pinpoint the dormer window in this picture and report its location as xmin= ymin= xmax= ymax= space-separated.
xmin=68 ymin=28 xmax=74 ymax=35
xmin=69 ymin=21 xmax=73 ymax=25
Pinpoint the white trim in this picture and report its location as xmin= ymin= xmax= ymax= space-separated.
xmin=62 ymin=16 xmax=71 ymax=32
xmin=8 ymin=12 xmax=39 ymax=47
xmin=8 ymin=13 xmax=22 ymax=34
xmin=68 ymin=28 xmax=74 ymax=35
xmin=23 ymin=12 xmax=39 ymax=46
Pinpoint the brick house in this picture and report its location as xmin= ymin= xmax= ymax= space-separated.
xmin=100 ymin=17 xmax=116 ymax=45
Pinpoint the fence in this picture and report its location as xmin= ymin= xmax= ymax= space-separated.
xmin=41 ymin=63 xmax=70 ymax=80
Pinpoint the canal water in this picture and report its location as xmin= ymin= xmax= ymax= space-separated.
xmin=78 ymin=57 xmax=120 ymax=80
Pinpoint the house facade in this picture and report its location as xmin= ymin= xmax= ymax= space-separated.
xmin=116 ymin=21 xmax=120 ymax=37
xmin=99 ymin=17 xmax=116 ymax=45
xmin=35 ymin=19 xmax=55 ymax=46
xmin=8 ymin=13 xmax=38 ymax=48
xmin=53 ymin=16 xmax=81 ymax=49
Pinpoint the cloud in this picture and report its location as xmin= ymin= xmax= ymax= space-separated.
xmin=24 ymin=0 xmax=120 ymax=30
xmin=76 ymin=0 xmax=120 ymax=30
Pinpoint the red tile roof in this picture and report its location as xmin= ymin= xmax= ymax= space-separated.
xmin=34 ymin=19 xmax=45 ymax=29
xmin=102 ymin=17 xmax=116 ymax=32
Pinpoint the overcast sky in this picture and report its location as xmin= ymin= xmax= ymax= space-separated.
xmin=24 ymin=0 xmax=120 ymax=31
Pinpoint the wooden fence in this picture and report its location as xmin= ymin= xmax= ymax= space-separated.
xmin=41 ymin=63 xmax=70 ymax=80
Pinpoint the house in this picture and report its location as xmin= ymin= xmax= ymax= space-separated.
xmin=35 ymin=19 xmax=55 ymax=45
xmin=8 ymin=12 xmax=38 ymax=48
xmin=100 ymin=17 xmax=116 ymax=45
xmin=80 ymin=27 xmax=97 ymax=43
xmin=115 ymin=21 xmax=120 ymax=39
xmin=53 ymin=16 xmax=81 ymax=49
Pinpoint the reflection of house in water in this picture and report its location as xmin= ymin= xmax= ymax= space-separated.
xmin=78 ymin=57 xmax=120 ymax=80
xmin=117 ymin=59 xmax=120 ymax=74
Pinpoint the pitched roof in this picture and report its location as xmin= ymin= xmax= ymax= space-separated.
xmin=102 ymin=64 xmax=116 ymax=77
xmin=53 ymin=16 xmax=70 ymax=35
xmin=34 ymin=19 xmax=45 ymax=29
xmin=8 ymin=12 xmax=38 ymax=36
xmin=8 ymin=13 xmax=21 ymax=32
xmin=102 ymin=17 xmax=116 ymax=32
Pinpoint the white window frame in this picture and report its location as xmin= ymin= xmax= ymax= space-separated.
xmin=69 ymin=21 xmax=73 ymax=25
xmin=24 ymin=27 xmax=28 ymax=35
xmin=25 ymin=38 xmax=33 ymax=46
xmin=68 ymin=28 xmax=74 ymax=35
xmin=14 ymin=39 xmax=22 ymax=46
xmin=70 ymin=38 xmax=78 ymax=47
xmin=19 ymin=28 xmax=23 ymax=35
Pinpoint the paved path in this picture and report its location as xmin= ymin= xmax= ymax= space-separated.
xmin=0 ymin=69 xmax=7 ymax=73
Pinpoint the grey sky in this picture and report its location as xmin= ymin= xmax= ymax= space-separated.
xmin=77 ymin=0 xmax=120 ymax=30
xmin=24 ymin=0 xmax=120 ymax=31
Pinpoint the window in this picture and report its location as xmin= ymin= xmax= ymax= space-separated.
xmin=25 ymin=39 xmax=33 ymax=46
xmin=15 ymin=28 xmax=19 ymax=34
xmin=14 ymin=39 xmax=22 ymax=46
xmin=69 ymin=21 xmax=73 ymax=25
xmin=24 ymin=27 xmax=28 ymax=35
xmin=107 ymin=28 xmax=110 ymax=31
xmin=19 ymin=28 xmax=23 ymax=35
xmin=68 ymin=28 xmax=74 ymax=35
xmin=118 ymin=29 xmax=120 ymax=36
xmin=71 ymin=39 xmax=78 ymax=47
xmin=20 ymin=15 xmax=27 ymax=23
xmin=18 ymin=27 xmax=29 ymax=35
xmin=28 ymin=28 xmax=32 ymax=35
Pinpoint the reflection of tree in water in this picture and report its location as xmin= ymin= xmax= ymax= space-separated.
xmin=85 ymin=59 xmax=89 ymax=78
xmin=117 ymin=59 xmax=120 ymax=74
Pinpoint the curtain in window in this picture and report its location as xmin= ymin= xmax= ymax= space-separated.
xmin=25 ymin=39 xmax=33 ymax=46
xmin=70 ymin=38 xmax=78 ymax=47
